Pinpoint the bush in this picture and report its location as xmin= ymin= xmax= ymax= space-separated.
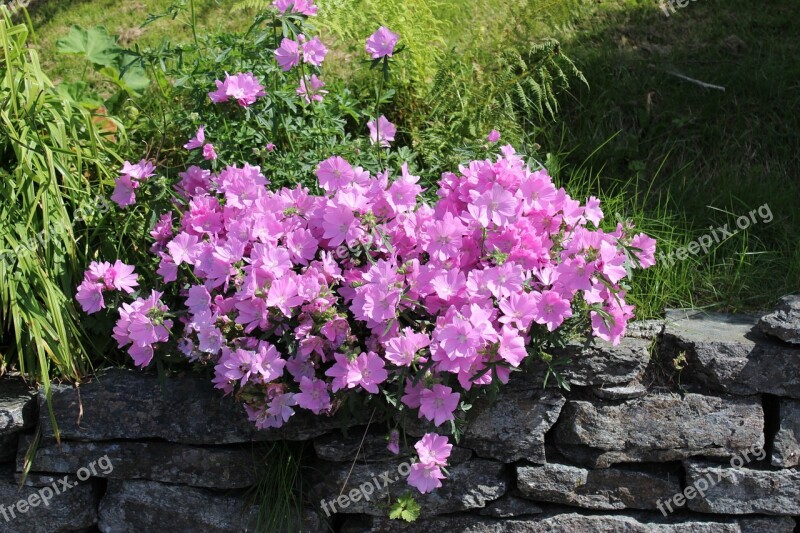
xmin=72 ymin=2 xmax=656 ymax=518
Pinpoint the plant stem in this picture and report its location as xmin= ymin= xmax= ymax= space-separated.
xmin=189 ymin=0 xmax=199 ymax=49
xmin=374 ymin=59 xmax=386 ymax=168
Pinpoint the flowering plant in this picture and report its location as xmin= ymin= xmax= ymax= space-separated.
xmin=76 ymin=1 xmax=656 ymax=502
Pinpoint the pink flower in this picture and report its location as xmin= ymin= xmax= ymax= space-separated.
xmin=583 ymin=196 xmax=603 ymax=226
xmin=258 ymin=343 xmax=287 ymax=382
xmin=184 ymin=126 xmax=205 ymax=150
xmin=202 ymin=143 xmax=217 ymax=161
xmin=108 ymin=260 xmax=139 ymax=293
xmin=487 ymin=129 xmax=501 ymax=143
xmin=532 ymin=290 xmax=573 ymax=332
xmin=149 ymin=213 xmax=173 ymax=251
xmin=266 ymin=275 xmax=304 ymax=317
xmin=630 ymin=233 xmax=657 ymax=269
xmin=274 ymin=0 xmax=317 ymax=16
xmin=316 ymin=155 xmax=354 ymax=192
xmin=418 ymin=384 xmax=459 ymax=426
xmin=415 ymin=433 xmax=451 ymax=467
xmin=365 ymin=26 xmax=400 ymax=59
xmin=111 ymin=174 xmax=137 ymax=208
xmin=76 ymin=280 xmax=105 ymax=314
xmin=294 ymin=376 xmax=331 ymax=414
xmin=266 ymin=143 xmax=276 ymax=152
xmin=209 ymin=77 xmax=230 ymax=103
xmin=469 ymin=183 xmax=518 ymax=227
xmin=407 ymin=463 xmax=445 ymax=494
xmin=498 ymin=292 xmax=538 ymax=331
xmin=219 ymin=348 xmax=260 ymax=386
xmin=297 ymin=74 xmax=327 ymax=103
xmin=401 ymin=379 xmax=425 ymax=409
xmin=497 ymin=325 xmax=527 ymax=366
xmin=275 ymin=38 xmax=300 ymax=71
xmin=367 ymin=115 xmax=396 ymax=147
xmin=325 ymin=353 xmax=354 ymax=392
xmin=322 ymin=204 xmax=359 ymax=247
xmin=385 ymin=330 xmax=430 ymax=366
xmin=353 ymin=351 xmax=388 ymax=393
xmin=114 ymin=291 xmax=172 ymax=367
xmin=209 ymin=72 xmax=265 ymax=107
xmin=302 ymin=36 xmax=327 ymax=66
xmin=120 ymin=160 xmax=156 ymax=181
xmin=229 ymin=72 xmax=266 ymax=107
xmin=425 ymin=212 xmax=464 ymax=262
xmin=167 ymin=232 xmax=201 ymax=266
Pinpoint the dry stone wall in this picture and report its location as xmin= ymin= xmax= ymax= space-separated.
xmin=1 ymin=301 xmax=799 ymax=532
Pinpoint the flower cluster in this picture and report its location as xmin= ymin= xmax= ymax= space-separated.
xmin=111 ymin=160 xmax=156 ymax=208
xmin=76 ymin=260 xmax=139 ymax=314
xmin=408 ymin=433 xmax=452 ymax=493
xmin=274 ymin=30 xmax=330 ymax=104
xmin=79 ymin=142 xmax=655 ymax=493
xmin=77 ymin=13 xmax=657 ymax=498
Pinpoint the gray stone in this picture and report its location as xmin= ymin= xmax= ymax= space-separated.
xmin=591 ymin=382 xmax=648 ymax=400
xmin=554 ymin=393 xmax=764 ymax=468
xmin=314 ymin=431 xmax=406 ymax=462
xmin=310 ymin=457 xmax=507 ymax=517
xmin=346 ymin=510 xmax=796 ymax=532
xmin=462 ymin=389 xmax=565 ymax=463
xmin=0 ymin=378 xmax=36 ymax=435
xmin=758 ymin=294 xmax=800 ymax=344
xmin=313 ymin=430 xmax=472 ymax=464
xmin=516 ymin=462 xmax=681 ymax=510
xmin=0 ymin=464 xmax=99 ymax=532
xmin=0 ymin=432 xmax=19 ymax=462
xmin=478 ymin=495 xmax=543 ymax=518
xmin=519 ymin=336 xmax=652 ymax=388
xmin=662 ymin=309 xmax=800 ymax=398
xmin=0 ymin=379 xmax=36 ymax=460
xmin=773 ymin=398 xmax=800 ymax=467
xmin=98 ymin=479 xmax=263 ymax=532
xmin=685 ymin=461 xmax=800 ymax=515
xmin=18 ymin=435 xmax=259 ymax=489
xmin=625 ymin=319 xmax=665 ymax=340
xmin=40 ymin=368 xmax=359 ymax=444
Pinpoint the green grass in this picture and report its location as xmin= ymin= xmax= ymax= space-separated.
xmin=540 ymin=0 xmax=800 ymax=316
xmin=0 ymin=6 xmax=120 ymax=392
xmin=25 ymin=0 xmax=248 ymax=82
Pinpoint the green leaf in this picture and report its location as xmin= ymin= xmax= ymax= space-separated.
xmin=98 ymin=65 xmax=150 ymax=97
xmin=56 ymin=25 xmax=121 ymax=67
xmin=389 ymin=493 xmax=420 ymax=522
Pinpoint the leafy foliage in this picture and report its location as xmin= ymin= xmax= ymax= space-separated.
xmin=56 ymin=25 xmax=150 ymax=111
xmin=389 ymin=492 xmax=421 ymax=522
xmin=0 ymin=7 xmax=121 ymax=389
